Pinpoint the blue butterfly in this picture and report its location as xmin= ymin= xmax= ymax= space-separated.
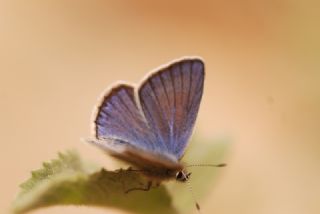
xmin=89 ymin=57 xmax=209 ymax=192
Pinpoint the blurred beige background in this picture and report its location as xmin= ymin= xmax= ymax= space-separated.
xmin=1 ymin=1 xmax=319 ymax=214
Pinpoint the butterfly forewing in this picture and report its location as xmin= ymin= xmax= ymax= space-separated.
xmin=138 ymin=59 xmax=205 ymax=159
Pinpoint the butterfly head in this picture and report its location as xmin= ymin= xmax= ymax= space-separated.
xmin=175 ymin=169 xmax=191 ymax=182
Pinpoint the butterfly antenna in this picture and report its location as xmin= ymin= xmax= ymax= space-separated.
xmin=186 ymin=163 xmax=227 ymax=168
xmin=185 ymin=175 xmax=202 ymax=214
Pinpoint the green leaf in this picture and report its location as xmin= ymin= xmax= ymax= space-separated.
xmin=12 ymin=138 xmax=229 ymax=214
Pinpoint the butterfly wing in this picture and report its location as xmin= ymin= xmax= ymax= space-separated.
xmin=93 ymin=84 xmax=157 ymax=151
xmin=138 ymin=58 xmax=205 ymax=159
xmin=87 ymin=137 xmax=183 ymax=172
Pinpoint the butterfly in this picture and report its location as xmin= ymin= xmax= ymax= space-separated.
xmin=88 ymin=57 xmax=222 ymax=196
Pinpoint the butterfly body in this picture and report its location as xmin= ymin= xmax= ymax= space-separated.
xmin=113 ymin=149 xmax=183 ymax=181
xmin=89 ymin=57 xmax=204 ymax=183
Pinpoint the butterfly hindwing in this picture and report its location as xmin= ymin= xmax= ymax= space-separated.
xmin=94 ymin=84 xmax=156 ymax=151
xmin=87 ymin=137 xmax=182 ymax=171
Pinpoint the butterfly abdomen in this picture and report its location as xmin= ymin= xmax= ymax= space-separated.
xmin=139 ymin=167 xmax=179 ymax=181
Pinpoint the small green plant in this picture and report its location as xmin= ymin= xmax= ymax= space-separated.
xmin=12 ymin=138 xmax=229 ymax=214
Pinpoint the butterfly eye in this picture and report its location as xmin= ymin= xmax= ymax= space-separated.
xmin=176 ymin=171 xmax=191 ymax=182
xmin=176 ymin=171 xmax=184 ymax=181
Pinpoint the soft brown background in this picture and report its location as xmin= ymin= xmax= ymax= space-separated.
xmin=1 ymin=1 xmax=319 ymax=214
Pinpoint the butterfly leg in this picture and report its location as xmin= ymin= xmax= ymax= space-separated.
xmin=125 ymin=181 xmax=152 ymax=194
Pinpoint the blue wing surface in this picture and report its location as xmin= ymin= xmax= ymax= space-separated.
xmin=138 ymin=59 xmax=204 ymax=159
xmin=94 ymin=84 xmax=157 ymax=151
